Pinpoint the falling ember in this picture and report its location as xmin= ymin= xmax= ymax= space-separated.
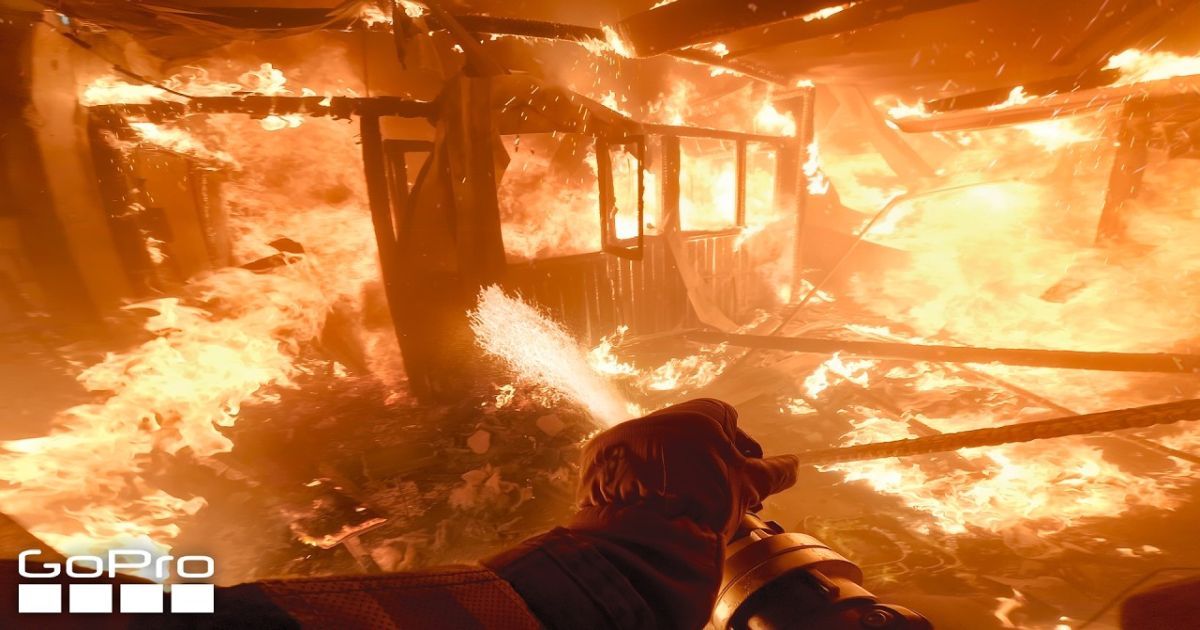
xmin=469 ymin=286 xmax=638 ymax=426
xmin=398 ymin=0 xmax=426 ymax=18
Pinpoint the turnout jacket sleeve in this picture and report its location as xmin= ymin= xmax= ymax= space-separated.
xmin=486 ymin=398 xmax=799 ymax=630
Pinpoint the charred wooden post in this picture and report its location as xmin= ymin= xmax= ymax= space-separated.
xmin=85 ymin=108 xmax=161 ymax=294
xmin=687 ymin=331 xmax=1200 ymax=374
xmin=780 ymin=86 xmax=816 ymax=301
xmin=596 ymin=138 xmax=615 ymax=249
xmin=1096 ymin=101 xmax=1152 ymax=244
xmin=193 ymin=167 xmax=231 ymax=269
xmin=129 ymin=150 xmax=218 ymax=282
xmin=735 ymin=139 xmax=748 ymax=227
xmin=661 ymin=135 xmax=682 ymax=232
xmin=358 ymin=114 xmax=413 ymax=390
xmin=597 ymin=137 xmax=646 ymax=259
xmin=387 ymin=77 xmax=507 ymax=401
xmin=444 ymin=78 xmax=507 ymax=287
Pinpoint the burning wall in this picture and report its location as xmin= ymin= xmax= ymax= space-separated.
xmin=1 ymin=35 xmax=406 ymax=559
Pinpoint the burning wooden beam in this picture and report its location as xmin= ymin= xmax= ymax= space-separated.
xmin=922 ymin=67 xmax=1120 ymax=113
xmin=1095 ymin=102 xmax=1152 ymax=243
xmin=891 ymin=76 xmax=1200 ymax=133
xmin=792 ymin=398 xmax=1200 ymax=466
xmin=687 ymin=331 xmax=1200 ymax=374
xmin=88 ymin=96 xmax=435 ymax=122
xmin=614 ymin=0 xmax=980 ymax=58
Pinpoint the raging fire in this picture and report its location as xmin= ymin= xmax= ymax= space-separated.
xmin=812 ymin=64 xmax=1200 ymax=538
xmin=0 ymin=64 xmax=398 ymax=558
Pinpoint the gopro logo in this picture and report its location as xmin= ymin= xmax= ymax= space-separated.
xmin=17 ymin=549 xmax=215 ymax=614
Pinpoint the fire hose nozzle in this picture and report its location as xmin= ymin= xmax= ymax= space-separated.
xmin=712 ymin=514 xmax=932 ymax=630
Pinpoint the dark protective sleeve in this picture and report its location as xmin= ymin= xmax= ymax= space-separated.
xmin=486 ymin=398 xmax=799 ymax=630
xmin=1120 ymin=577 xmax=1200 ymax=629
xmin=132 ymin=566 xmax=543 ymax=630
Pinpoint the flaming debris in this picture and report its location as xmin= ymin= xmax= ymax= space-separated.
xmin=986 ymin=86 xmax=1034 ymax=110
xmin=802 ymin=2 xmax=859 ymax=22
xmin=588 ymin=326 xmax=730 ymax=394
xmin=801 ymin=324 xmax=1196 ymax=536
xmin=1106 ymin=48 xmax=1200 ymax=85
xmin=357 ymin=0 xmax=425 ymax=26
xmin=803 ymin=140 xmax=831 ymax=195
xmin=116 ymin=122 xmax=237 ymax=166
xmin=601 ymin=24 xmax=635 ymax=59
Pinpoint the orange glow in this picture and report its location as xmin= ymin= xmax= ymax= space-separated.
xmin=812 ymin=84 xmax=1200 ymax=536
xmin=601 ymin=24 xmax=635 ymax=58
xmin=1106 ymin=48 xmax=1200 ymax=85
xmin=123 ymin=122 xmax=237 ymax=165
xmin=986 ymin=86 xmax=1033 ymax=110
xmin=802 ymin=2 xmax=858 ymax=22
xmin=2 ymin=65 xmax=398 ymax=556
xmin=754 ymin=101 xmax=797 ymax=136
xmin=1012 ymin=118 xmax=1099 ymax=151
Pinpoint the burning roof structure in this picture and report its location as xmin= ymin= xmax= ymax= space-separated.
xmin=2 ymin=0 xmax=1200 ymax=627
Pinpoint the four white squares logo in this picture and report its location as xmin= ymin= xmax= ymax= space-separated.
xmin=119 ymin=584 xmax=164 ymax=614
xmin=16 ymin=549 xmax=215 ymax=614
xmin=170 ymin=584 xmax=215 ymax=613
xmin=17 ymin=584 xmax=61 ymax=614
xmin=69 ymin=584 xmax=113 ymax=613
